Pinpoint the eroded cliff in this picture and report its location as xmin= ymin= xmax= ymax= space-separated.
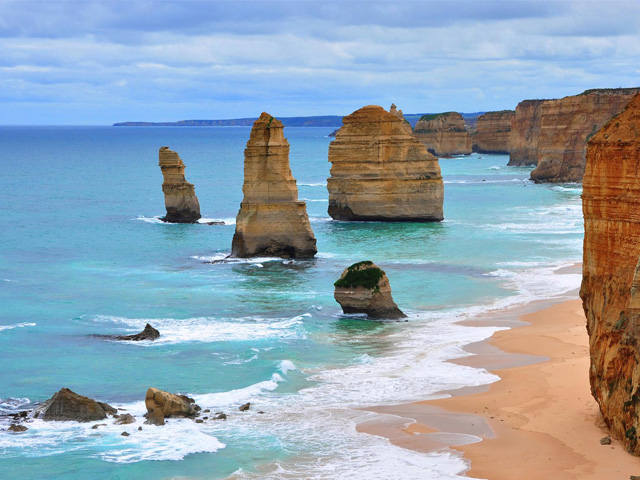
xmin=528 ymin=88 xmax=639 ymax=182
xmin=327 ymin=105 xmax=443 ymax=222
xmin=473 ymin=110 xmax=514 ymax=154
xmin=508 ymin=100 xmax=546 ymax=166
xmin=158 ymin=147 xmax=201 ymax=223
xmin=413 ymin=112 xmax=472 ymax=157
xmin=581 ymin=93 xmax=640 ymax=454
xmin=231 ymin=113 xmax=317 ymax=258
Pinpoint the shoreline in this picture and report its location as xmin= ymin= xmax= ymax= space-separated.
xmin=358 ymin=279 xmax=640 ymax=478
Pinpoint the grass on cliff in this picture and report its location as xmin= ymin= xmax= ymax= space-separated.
xmin=334 ymin=261 xmax=384 ymax=290
xmin=419 ymin=112 xmax=457 ymax=122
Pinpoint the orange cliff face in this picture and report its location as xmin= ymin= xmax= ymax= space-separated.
xmin=581 ymin=93 xmax=640 ymax=454
xmin=524 ymin=88 xmax=639 ymax=182
xmin=508 ymin=100 xmax=546 ymax=166
xmin=473 ymin=110 xmax=515 ymax=154
xmin=413 ymin=112 xmax=472 ymax=157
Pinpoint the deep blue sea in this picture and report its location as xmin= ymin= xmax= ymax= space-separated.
xmin=0 ymin=126 xmax=583 ymax=479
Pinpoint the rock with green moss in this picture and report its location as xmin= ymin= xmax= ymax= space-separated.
xmin=334 ymin=261 xmax=406 ymax=319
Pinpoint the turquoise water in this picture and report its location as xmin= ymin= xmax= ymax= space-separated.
xmin=0 ymin=126 xmax=583 ymax=479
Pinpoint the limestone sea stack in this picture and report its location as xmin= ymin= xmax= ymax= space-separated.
xmin=508 ymin=99 xmax=546 ymax=166
xmin=231 ymin=113 xmax=317 ymax=258
xmin=510 ymin=88 xmax=639 ymax=182
xmin=158 ymin=147 xmax=201 ymax=223
xmin=327 ymin=105 xmax=443 ymax=222
xmin=413 ymin=112 xmax=472 ymax=157
xmin=334 ymin=261 xmax=406 ymax=319
xmin=144 ymin=387 xmax=199 ymax=426
xmin=581 ymin=93 xmax=640 ymax=454
xmin=473 ymin=110 xmax=515 ymax=154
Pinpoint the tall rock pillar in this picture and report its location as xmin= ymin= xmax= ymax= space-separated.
xmin=158 ymin=147 xmax=201 ymax=223
xmin=231 ymin=113 xmax=317 ymax=258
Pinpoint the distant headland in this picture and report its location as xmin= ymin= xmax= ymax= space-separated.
xmin=113 ymin=112 xmax=485 ymax=129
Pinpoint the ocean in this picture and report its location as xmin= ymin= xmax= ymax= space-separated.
xmin=0 ymin=126 xmax=583 ymax=479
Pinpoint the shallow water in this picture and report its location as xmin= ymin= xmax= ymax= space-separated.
xmin=0 ymin=126 xmax=582 ymax=479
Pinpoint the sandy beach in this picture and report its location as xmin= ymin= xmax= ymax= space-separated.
xmin=359 ymin=295 xmax=640 ymax=479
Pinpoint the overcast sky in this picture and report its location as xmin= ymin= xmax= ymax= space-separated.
xmin=1 ymin=0 xmax=639 ymax=124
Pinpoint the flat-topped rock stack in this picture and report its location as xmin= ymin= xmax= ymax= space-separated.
xmin=327 ymin=105 xmax=444 ymax=222
xmin=231 ymin=113 xmax=317 ymax=258
xmin=413 ymin=112 xmax=472 ymax=157
xmin=158 ymin=147 xmax=201 ymax=223
xmin=334 ymin=261 xmax=406 ymax=319
xmin=473 ymin=110 xmax=515 ymax=154
xmin=581 ymin=93 xmax=640 ymax=455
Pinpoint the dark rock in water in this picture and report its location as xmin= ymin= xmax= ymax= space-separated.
xmin=114 ymin=324 xmax=160 ymax=341
xmin=195 ymin=419 xmax=203 ymax=423
xmin=38 ymin=388 xmax=114 ymax=422
xmin=203 ymin=409 xmax=210 ymax=413
xmin=206 ymin=221 xmax=225 ymax=225
xmin=600 ymin=436 xmax=612 ymax=445
xmin=213 ymin=413 xmax=227 ymax=420
xmin=121 ymin=431 xmax=130 ymax=437
xmin=239 ymin=402 xmax=250 ymax=412
xmin=328 ymin=128 xmax=339 ymax=138
xmin=334 ymin=261 xmax=406 ymax=319
xmin=258 ymin=411 xmax=265 ymax=414
xmin=114 ymin=414 xmax=135 ymax=425
xmin=8 ymin=424 xmax=28 ymax=432
xmin=138 ymin=426 xmax=142 ymax=431
xmin=91 ymin=423 xmax=107 ymax=430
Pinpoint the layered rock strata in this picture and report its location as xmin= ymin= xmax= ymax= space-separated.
xmin=581 ymin=93 xmax=640 ymax=454
xmin=38 ymin=388 xmax=115 ymax=422
xmin=413 ymin=112 xmax=472 ymax=157
xmin=473 ymin=110 xmax=515 ymax=154
xmin=334 ymin=261 xmax=405 ymax=319
xmin=158 ymin=146 xmax=201 ymax=223
xmin=327 ymin=105 xmax=444 ymax=222
xmin=508 ymin=99 xmax=546 ymax=166
xmin=526 ymin=89 xmax=639 ymax=182
xmin=231 ymin=113 xmax=317 ymax=258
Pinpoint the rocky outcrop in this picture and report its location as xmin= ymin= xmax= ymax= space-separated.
xmin=144 ymin=388 xmax=199 ymax=426
xmin=114 ymin=324 xmax=160 ymax=341
xmin=580 ymin=93 xmax=640 ymax=454
xmin=38 ymin=388 xmax=115 ymax=422
xmin=473 ymin=110 xmax=515 ymax=154
xmin=158 ymin=147 xmax=201 ymax=223
xmin=413 ymin=112 xmax=472 ymax=157
xmin=525 ymin=89 xmax=639 ymax=182
xmin=508 ymin=100 xmax=546 ymax=166
xmin=327 ymin=105 xmax=444 ymax=222
xmin=231 ymin=113 xmax=317 ymax=259
xmin=334 ymin=261 xmax=406 ymax=319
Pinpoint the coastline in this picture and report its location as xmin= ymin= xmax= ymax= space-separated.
xmin=358 ymin=276 xmax=640 ymax=478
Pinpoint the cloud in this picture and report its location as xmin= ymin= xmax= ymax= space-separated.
xmin=0 ymin=0 xmax=639 ymax=124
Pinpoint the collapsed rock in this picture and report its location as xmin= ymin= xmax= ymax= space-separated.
xmin=144 ymin=388 xmax=199 ymax=426
xmin=38 ymin=388 xmax=115 ymax=422
xmin=8 ymin=424 xmax=28 ymax=432
xmin=239 ymin=402 xmax=250 ymax=412
xmin=114 ymin=414 xmax=135 ymax=425
xmin=334 ymin=261 xmax=406 ymax=319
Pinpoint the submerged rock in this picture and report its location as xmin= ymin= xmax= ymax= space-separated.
xmin=581 ymin=93 xmax=640 ymax=454
xmin=114 ymin=324 xmax=160 ymax=342
xmin=114 ymin=413 xmax=135 ymax=425
xmin=334 ymin=261 xmax=406 ymax=319
xmin=38 ymin=388 xmax=114 ymax=422
xmin=144 ymin=387 xmax=199 ymax=426
xmin=231 ymin=112 xmax=317 ymax=259
xmin=8 ymin=424 xmax=28 ymax=432
xmin=327 ymin=105 xmax=444 ymax=222
xmin=158 ymin=146 xmax=201 ymax=223
xmin=239 ymin=402 xmax=250 ymax=412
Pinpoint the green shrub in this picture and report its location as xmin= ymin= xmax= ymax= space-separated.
xmin=334 ymin=261 xmax=384 ymax=290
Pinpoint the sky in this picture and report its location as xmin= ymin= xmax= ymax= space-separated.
xmin=1 ymin=0 xmax=639 ymax=125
